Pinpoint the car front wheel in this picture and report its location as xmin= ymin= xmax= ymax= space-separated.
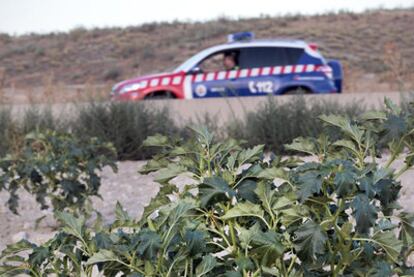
xmin=144 ymin=91 xmax=175 ymax=100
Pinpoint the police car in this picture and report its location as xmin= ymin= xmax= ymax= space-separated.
xmin=111 ymin=32 xmax=342 ymax=100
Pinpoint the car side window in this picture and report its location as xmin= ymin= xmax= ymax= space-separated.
xmin=197 ymin=50 xmax=240 ymax=72
xmin=238 ymin=47 xmax=304 ymax=68
xmin=198 ymin=52 xmax=224 ymax=72
xmin=285 ymin=48 xmax=304 ymax=64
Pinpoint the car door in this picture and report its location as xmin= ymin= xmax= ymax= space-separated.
xmin=189 ymin=50 xmax=242 ymax=99
xmin=232 ymin=47 xmax=290 ymax=96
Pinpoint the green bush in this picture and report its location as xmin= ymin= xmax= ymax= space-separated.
xmin=0 ymin=105 xmax=68 ymax=156
xmin=401 ymin=92 xmax=414 ymax=115
xmin=2 ymin=99 xmax=414 ymax=276
xmin=0 ymin=108 xmax=12 ymax=156
xmin=72 ymin=101 xmax=180 ymax=160
xmin=0 ymin=130 xmax=117 ymax=216
xmin=228 ymin=96 xmax=365 ymax=154
xmin=19 ymin=106 xmax=66 ymax=135
xmin=0 ymin=102 xmax=179 ymax=160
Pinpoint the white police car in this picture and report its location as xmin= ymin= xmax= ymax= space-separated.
xmin=112 ymin=32 xmax=342 ymax=100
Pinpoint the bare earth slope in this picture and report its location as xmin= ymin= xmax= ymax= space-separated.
xmin=0 ymin=8 xmax=413 ymax=92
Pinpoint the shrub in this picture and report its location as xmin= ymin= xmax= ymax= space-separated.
xmin=72 ymin=101 xmax=180 ymax=160
xmin=103 ymin=67 xmax=122 ymax=81
xmin=228 ymin=96 xmax=365 ymax=154
xmin=19 ymin=106 xmax=65 ymax=135
xmin=0 ymin=108 xmax=12 ymax=156
xmin=2 ymin=99 xmax=414 ymax=276
xmin=0 ymin=102 xmax=181 ymax=161
xmin=0 ymin=106 xmax=69 ymax=157
xmin=401 ymin=92 xmax=414 ymax=115
xmin=0 ymin=130 xmax=117 ymax=216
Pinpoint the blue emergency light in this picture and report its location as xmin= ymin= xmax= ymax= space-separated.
xmin=227 ymin=32 xmax=255 ymax=43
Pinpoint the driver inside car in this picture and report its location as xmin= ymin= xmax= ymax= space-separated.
xmin=223 ymin=51 xmax=239 ymax=71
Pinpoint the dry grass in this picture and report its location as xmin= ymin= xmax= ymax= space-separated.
xmin=0 ymin=8 xmax=413 ymax=100
xmin=0 ymin=68 xmax=8 ymax=104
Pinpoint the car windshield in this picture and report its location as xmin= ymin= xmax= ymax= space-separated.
xmin=173 ymin=53 xmax=201 ymax=72
xmin=173 ymin=46 xmax=219 ymax=72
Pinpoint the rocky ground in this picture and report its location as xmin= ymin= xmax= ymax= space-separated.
xmin=1 ymin=157 xmax=413 ymax=252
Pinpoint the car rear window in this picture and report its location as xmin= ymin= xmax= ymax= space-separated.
xmin=238 ymin=47 xmax=304 ymax=68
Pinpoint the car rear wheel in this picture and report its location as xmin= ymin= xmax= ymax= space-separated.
xmin=284 ymin=87 xmax=311 ymax=95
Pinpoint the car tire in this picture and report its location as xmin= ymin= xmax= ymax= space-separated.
xmin=145 ymin=91 xmax=174 ymax=100
xmin=284 ymin=88 xmax=311 ymax=95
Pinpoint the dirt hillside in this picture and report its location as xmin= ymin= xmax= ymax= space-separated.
xmin=0 ymin=8 xmax=413 ymax=92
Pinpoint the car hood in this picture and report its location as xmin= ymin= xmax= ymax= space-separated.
xmin=112 ymin=72 xmax=177 ymax=92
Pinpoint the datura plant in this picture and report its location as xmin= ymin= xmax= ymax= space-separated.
xmin=1 ymin=98 xmax=414 ymax=276
xmin=0 ymin=130 xmax=117 ymax=216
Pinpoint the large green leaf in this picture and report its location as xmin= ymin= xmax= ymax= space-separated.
xmin=0 ymin=266 xmax=28 ymax=277
xmin=285 ymin=137 xmax=317 ymax=156
xmin=333 ymin=139 xmax=358 ymax=155
xmin=28 ymin=246 xmax=49 ymax=266
xmin=371 ymin=231 xmax=403 ymax=263
xmin=55 ymin=211 xmax=85 ymax=240
xmin=94 ymin=232 xmax=114 ymax=250
xmin=237 ymin=223 xmax=261 ymax=250
xmin=360 ymin=111 xmax=387 ymax=121
xmin=190 ymin=126 xmax=214 ymax=147
xmin=334 ymin=165 xmax=357 ymax=198
xmin=168 ymin=200 xmax=196 ymax=225
xmin=115 ymin=201 xmax=131 ymax=222
xmin=142 ymin=134 xmax=169 ymax=147
xmin=0 ymin=240 xmax=35 ymax=257
xmin=279 ymin=205 xmax=308 ymax=227
xmin=257 ymin=167 xmax=287 ymax=180
xmin=139 ymin=159 xmax=169 ymax=174
xmin=294 ymin=220 xmax=327 ymax=262
xmin=384 ymin=97 xmax=402 ymax=115
xmin=86 ymin=249 xmax=121 ymax=265
xmin=295 ymin=170 xmax=323 ymax=203
xmin=199 ymin=177 xmax=235 ymax=208
xmin=221 ymin=201 xmax=264 ymax=222
xmin=383 ymin=114 xmax=407 ymax=141
xmin=154 ymin=163 xmax=187 ymax=183
xmin=195 ymin=255 xmax=216 ymax=277
xmin=351 ymin=194 xmax=377 ymax=234
xmin=399 ymin=212 xmax=414 ymax=245
xmin=184 ymin=230 xmax=207 ymax=256
xmin=374 ymin=179 xmax=401 ymax=210
xmin=141 ymin=184 xmax=177 ymax=222
xmin=237 ymin=179 xmax=258 ymax=203
xmin=250 ymin=230 xmax=284 ymax=266
xmin=319 ymin=114 xmax=364 ymax=144
xmin=237 ymin=145 xmax=264 ymax=164
xmin=255 ymin=183 xmax=275 ymax=217
xmin=136 ymin=229 xmax=162 ymax=260
xmin=367 ymin=261 xmax=392 ymax=277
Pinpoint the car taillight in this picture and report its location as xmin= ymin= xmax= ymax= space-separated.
xmin=308 ymin=43 xmax=318 ymax=51
xmin=318 ymin=65 xmax=333 ymax=79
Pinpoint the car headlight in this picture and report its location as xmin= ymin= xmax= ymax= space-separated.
xmin=119 ymin=83 xmax=142 ymax=94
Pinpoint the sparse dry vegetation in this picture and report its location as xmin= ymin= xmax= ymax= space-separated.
xmin=0 ymin=8 xmax=413 ymax=95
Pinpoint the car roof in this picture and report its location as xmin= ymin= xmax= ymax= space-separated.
xmin=174 ymin=39 xmax=312 ymax=72
xmin=214 ymin=39 xmax=308 ymax=50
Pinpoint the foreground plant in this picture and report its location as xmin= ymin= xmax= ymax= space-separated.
xmin=0 ymin=130 xmax=117 ymax=216
xmin=1 ymin=99 xmax=414 ymax=276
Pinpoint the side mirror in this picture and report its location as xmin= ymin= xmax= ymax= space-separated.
xmin=189 ymin=67 xmax=202 ymax=74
